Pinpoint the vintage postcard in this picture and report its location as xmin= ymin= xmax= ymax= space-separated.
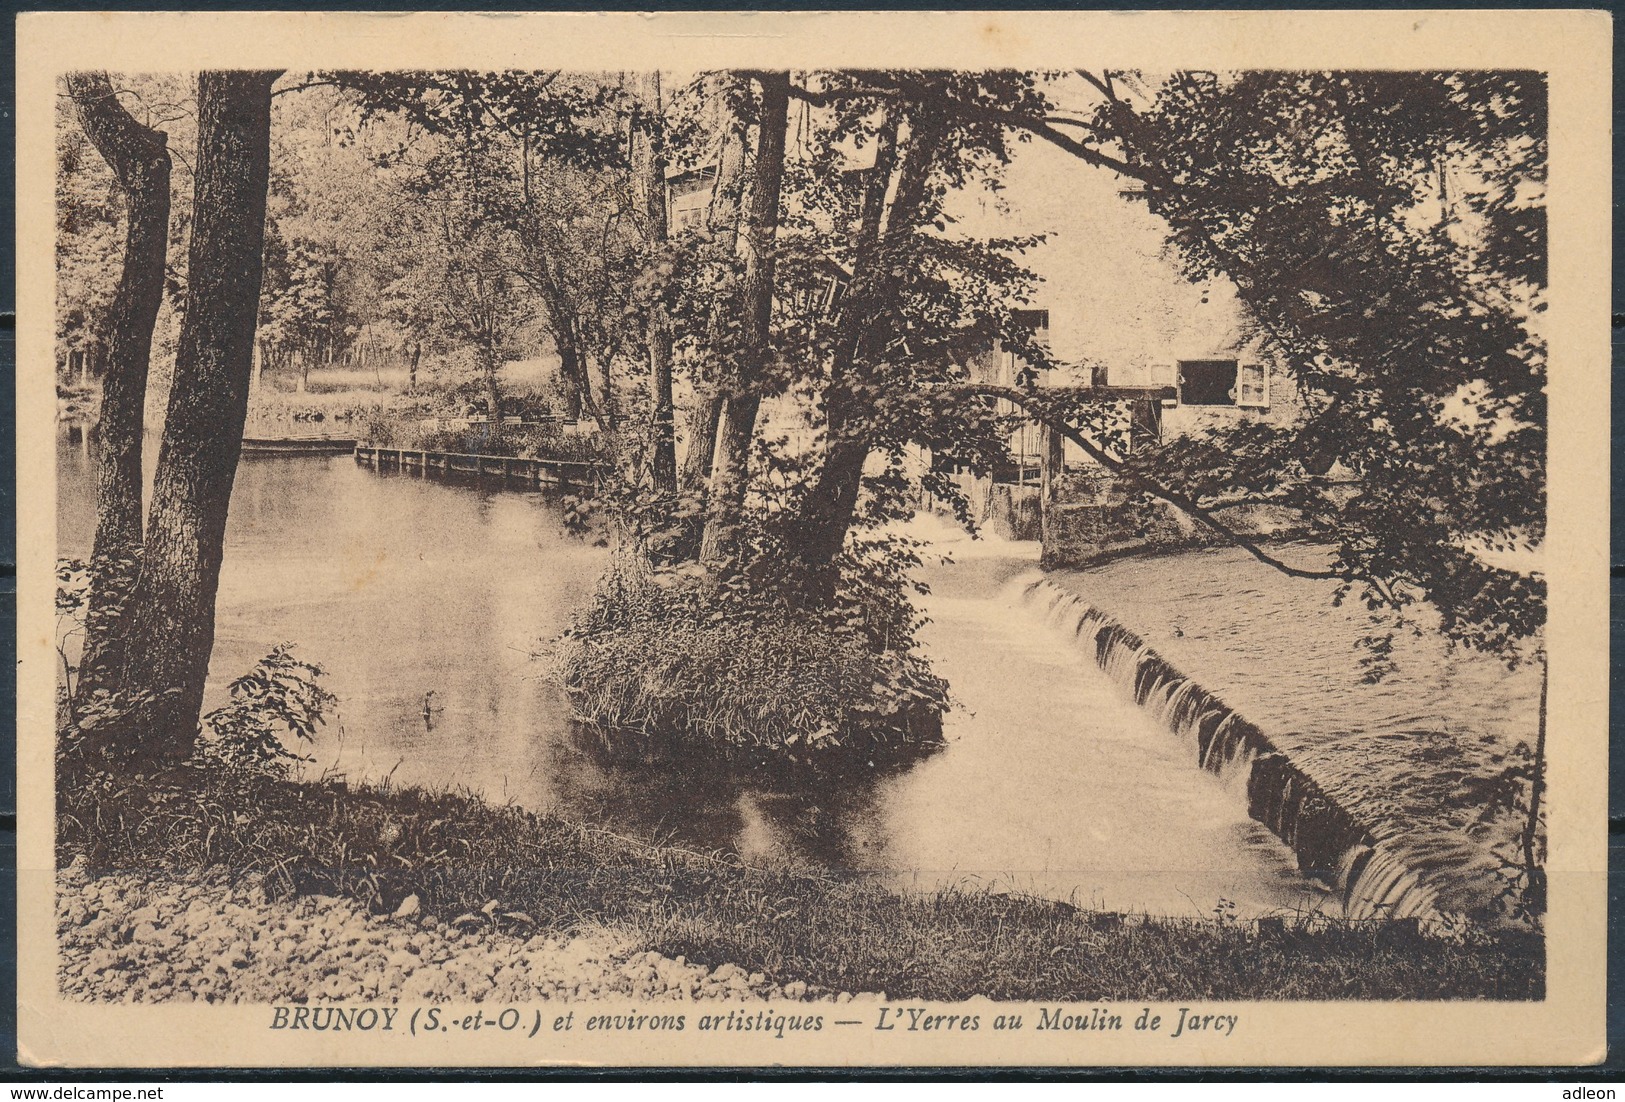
xmin=15 ymin=9 xmax=1611 ymax=1068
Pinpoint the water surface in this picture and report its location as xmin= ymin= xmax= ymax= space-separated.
xmin=1050 ymin=548 xmax=1541 ymax=845
xmin=59 ymin=431 xmax=1328 ymax=917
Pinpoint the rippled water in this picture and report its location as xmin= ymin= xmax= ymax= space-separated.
xmin=59 ymin=431 xmax=1331 ymax=917
xmin=1049 ymin=549 xmax=1542 ymax=850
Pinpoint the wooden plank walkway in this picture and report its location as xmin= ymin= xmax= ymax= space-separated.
xmin=354 ymin=444 xmax=605 ymax=490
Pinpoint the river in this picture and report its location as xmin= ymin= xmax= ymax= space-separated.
xmin=58 ymin=431 xmax=1329 ymax=919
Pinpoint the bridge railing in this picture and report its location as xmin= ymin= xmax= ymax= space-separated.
xmin=354 ymin=444 xmax=606 ymax=489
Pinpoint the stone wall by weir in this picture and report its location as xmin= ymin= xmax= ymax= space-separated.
xmin=1042 ymin=470 xmax=1310 ymax=570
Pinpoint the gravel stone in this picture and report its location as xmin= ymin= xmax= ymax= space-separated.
xmin=57 ymin=870 xmax=866 ymax=1005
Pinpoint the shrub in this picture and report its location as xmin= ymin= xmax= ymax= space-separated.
xmin=547 ymin=433 xmax=952 ymax=763
xmin=514 ymin=424 xmax=612 ymax=466
xmin=57 ymin=643 xmax=336 ymax=781
xmin=546 ymin=550 xmax=947 ymax=761
xmin=196 ymin=644 xmax=337 ymax=776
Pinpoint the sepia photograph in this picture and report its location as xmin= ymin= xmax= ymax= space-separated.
xmin=15 ymin=9 xmax=1610 ymax=1068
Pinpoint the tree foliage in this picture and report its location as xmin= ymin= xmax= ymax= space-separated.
xmin=1072 ymin=70 xmax=1547 ymax=665
xmin=330 ymin=70 xmax=642 ymax=421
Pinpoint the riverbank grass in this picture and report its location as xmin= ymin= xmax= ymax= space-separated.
xmin=58 ymin=759 xmax=1544 ymax=1001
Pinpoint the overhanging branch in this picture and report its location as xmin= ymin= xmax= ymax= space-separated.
xmin=951 ymin=383 xmax=1348 ymax=583
xmin=779 ymin=74 xmax=1165 ymax=188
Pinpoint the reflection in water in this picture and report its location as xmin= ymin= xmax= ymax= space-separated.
xmin=59 ymin=429 xmax=1330 ymax=917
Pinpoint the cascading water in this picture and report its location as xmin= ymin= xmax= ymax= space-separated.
xmin=1015 ymin=574 xmax=1496 ymax=925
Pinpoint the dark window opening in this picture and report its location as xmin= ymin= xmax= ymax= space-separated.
xmin=1179 ymin=359 xmax=1239 ymax=406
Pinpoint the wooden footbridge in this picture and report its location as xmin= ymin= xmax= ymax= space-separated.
xmin=354 ymin=445 xmax=604 ymax=490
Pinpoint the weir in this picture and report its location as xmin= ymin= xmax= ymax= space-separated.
xmin=1015 ymin=575 xmax=1490 ymax=924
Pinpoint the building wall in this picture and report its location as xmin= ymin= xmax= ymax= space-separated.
xmin=941 ymin=138 xmax=1319 ymax=565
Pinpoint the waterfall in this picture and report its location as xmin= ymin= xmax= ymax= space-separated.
xmin=1017 ymin=575 xmax=1495 ymax=926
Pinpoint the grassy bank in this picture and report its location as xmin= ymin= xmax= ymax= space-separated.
xmin=58 ymin=760 xmax=1544 ymax=1001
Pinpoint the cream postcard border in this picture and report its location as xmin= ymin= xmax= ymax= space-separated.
xmin=14 ymin=8 xmax=1612 ymax=1068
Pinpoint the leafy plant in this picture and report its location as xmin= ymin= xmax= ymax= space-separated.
xmin=197 ymin=644 xmax=338 ymax=776
xmin=1475 ymin=742 xmax=1546 ymax=924
xmin=55 ymin=558 xmax=92 ymax=702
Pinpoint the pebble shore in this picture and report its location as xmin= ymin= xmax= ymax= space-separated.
xmin=57 ymin=863 xmax=854 ymax=1005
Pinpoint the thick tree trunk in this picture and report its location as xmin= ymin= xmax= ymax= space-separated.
xmin=558 ymin=358 xmax=584 ymax=420
xmin=794 ymin=115 xmax=944 ymax=587
xmin=705 ymin=87 xmax=750 ymax=234
xmin=699 ymin=71 xmax=790 ymax=567
xmin=794 ymin=438 xmax=870 ymax=578
xmin=63 ymin=71 xmax=172 ymax=704
xmin=1039 ymin=422 xmax=1064 ymax=545
xmin=519 ymin=231 xmax=596 ymax=424
xmin=790 ymin=117 xmax=901 ymax=587
xmin=551 ymin=314 xmax=589 ymax=420
xmin=113 ymin=69 xmax=281 ymax=763
xmin=699 ymin=393 xmax=761 ymax=562
xmin=632 ymin=72 xmax=676 ymax=491
xmin=679 ymin=395 xmax=723 ymax=493
xmin=408 ymin=340 xmax=421 ymax=393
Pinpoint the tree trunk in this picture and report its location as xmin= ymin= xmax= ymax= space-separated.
xmin=679 ymin=395 xmax=723 ymax=493
xmin=550 ymin=311 xmax=589 ymax=420
xmin=699 ymin=71 xmax=790 ymax=567
xmin=558 ymin=351 xmax=583 ymax=420
xmin=794 ymin=114 xmax=944 ymax=587
xmin=789 ymin=117 xmax=901 ymax=585
xmin=408 ymin=340 xmax=421 ymax=393
xmin=633 ymin=72 xmax=676 ymax=491
xmin=706 ymin=83 xmax=750 ymax=234
xmin=113 ymin=69 xmax=281 ymax=763
xmin=794 ymin=438 xmax=869 ymax=579
xmin=519 ymin=237 xmax=596 ymax=423
xmin=481 ymin=344 xmax=503 ymax=447
xmin=647 ymin=325 xmax=675 ymax=484
xmin=1039 ymin=421 xmax=1064 ymax=547
xmin=63 ymin=71 xmax=173 ymax=704
xmin=1522 ymin=650 xmax=1548 ymax=915
xmin=679 ymin=76 xmax=750 ymax=495
xmin=594 ymin=352 xmax=616 ymax=424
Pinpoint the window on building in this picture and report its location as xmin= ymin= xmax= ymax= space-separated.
xmin=1178 ymin=359 xmax=1240 ymax=406
xmin=665 ymin=166 xmax=718 ymax=235
xmin=1147 ymin=362 xmax=1179 ymax=387
xmin=1236 ymin=361 xmax=1269 ymax=408
xmin=1005 ymin=308 xmax=1051 ymax=382
xmin=1011 ymin=308 xmax=1050 ymax=331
